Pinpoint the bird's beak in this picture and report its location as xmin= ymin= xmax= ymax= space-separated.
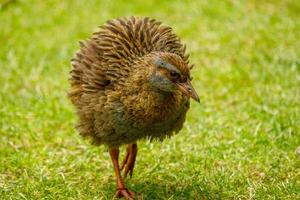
xmin=177 ymin=81 xmax=200 ymax=103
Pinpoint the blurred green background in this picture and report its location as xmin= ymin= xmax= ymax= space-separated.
xmin=1 ymin=0 xmax=299 ymax=199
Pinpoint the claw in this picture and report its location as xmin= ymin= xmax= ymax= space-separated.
xmin=115 ymin=188 xmax=135 ymax=199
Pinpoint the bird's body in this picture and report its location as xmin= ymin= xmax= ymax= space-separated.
xmin=69 ymin=17 xmax=199 ymax=199
xmin=69 ymin=17 xmax=192 ymax=147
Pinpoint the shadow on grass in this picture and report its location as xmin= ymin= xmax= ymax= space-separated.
xmin=100 ymin=176 xmax=223 ymax=200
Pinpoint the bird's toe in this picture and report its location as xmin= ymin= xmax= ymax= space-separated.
xmin=115 ymin=188 xmax=135 ymax=199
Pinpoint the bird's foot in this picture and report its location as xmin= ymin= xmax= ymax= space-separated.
xmin=115 ymin=187 xmax=135 ymax=199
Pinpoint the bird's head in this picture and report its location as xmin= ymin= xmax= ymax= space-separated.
xmin=148 ymin=53 xmax=200 ymax=102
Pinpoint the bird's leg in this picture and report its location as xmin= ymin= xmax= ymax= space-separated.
xmin=120 ymin=147 xmax=130 ymax=170
xmin=109 ymin=147 xmax=135 ymax=199
xmin=120 ymin=143 xmax=138 ymax=178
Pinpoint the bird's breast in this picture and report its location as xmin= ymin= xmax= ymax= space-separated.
xmin=102 ymin=91 xmax=189 ymax=143
xmin=107 ymin=89 xmax=189 ymax=136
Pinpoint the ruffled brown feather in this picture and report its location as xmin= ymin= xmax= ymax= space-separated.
xmin=69 ymin=17 xmax=192 ymax=146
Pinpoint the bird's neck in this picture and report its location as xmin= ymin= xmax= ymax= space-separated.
xmin=121 ymin=79 xmax=184 ymax=125
xmin=150 ymin=86 xmax=173 ymax=100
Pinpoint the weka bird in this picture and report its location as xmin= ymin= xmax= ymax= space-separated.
xmin=69 ymin=16 xmax=199 ymax=199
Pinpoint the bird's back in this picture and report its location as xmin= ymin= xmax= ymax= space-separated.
xmin=69 ymin=17 xmax=190 ymax=104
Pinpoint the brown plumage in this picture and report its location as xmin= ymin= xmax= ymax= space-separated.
xmin=69 ymin=16 xmax=199 ymax=199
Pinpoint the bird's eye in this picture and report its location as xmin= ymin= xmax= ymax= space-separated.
xmin=170 ymin=71 xmax=180 ymax=78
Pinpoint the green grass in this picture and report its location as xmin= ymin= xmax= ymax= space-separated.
xmin=1 ymin=0 xmax=300 ymax=199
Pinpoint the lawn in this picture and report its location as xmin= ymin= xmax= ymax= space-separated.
xmin=1 ymin=0 xmax=299 ymax=199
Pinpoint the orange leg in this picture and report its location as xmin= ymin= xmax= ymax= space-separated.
xmin=109 ymin=147 xmax=135 ymax=199
xmin=120 ymin=143 xmax=138 ymax=178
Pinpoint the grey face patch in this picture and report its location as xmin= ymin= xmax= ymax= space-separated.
xmin=149 ymin=72 xmax=176 ymax=93
xmin=154 ymin=58 xmax=181 ymax=75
